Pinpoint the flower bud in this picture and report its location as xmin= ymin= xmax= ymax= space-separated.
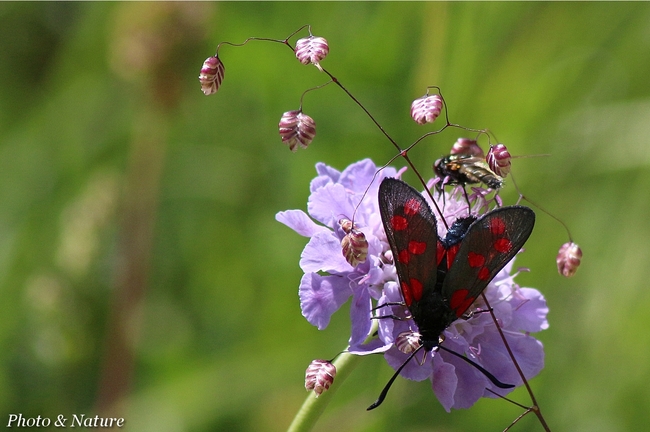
xmin=486 ymin=144 xmax=512 ymax=177
xmin=295 ymin=36 xmax=329 ymax=71
xmin=451 ymin=138 xmax=484 ymax=157
xmin=305 ymin=359 xmax=336 ymax=397
xmin=341 ymin=224 xmax=368 ymax=267
xmin=199 ymin=56 xmax=225 ymax=96
xmin=278 ymin=110 xmax=316 ymax=152
xmin=557 ymin=242 xmax=582 ymax=277
xmin=395 ymin=331 xmax=421 ymax=354
xmin=410 ymin=94 xmax=443 ymax=125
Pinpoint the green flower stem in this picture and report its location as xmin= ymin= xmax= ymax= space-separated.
xmin=286 ymin=351 xmax=362 ymax=432
xmin=287 ymin=321 xmax=379 ymax=432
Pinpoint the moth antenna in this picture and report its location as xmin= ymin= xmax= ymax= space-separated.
xmin=367 ymin=345 xmax=423 ymax=410
xmin=437 ymin=345 xmax=514 ymax=389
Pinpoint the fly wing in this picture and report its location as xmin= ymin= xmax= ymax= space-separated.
xmin=378 ymin=178 xmax=440 ymax=312
xmin=441 ymin=206 xmax=535 ymax=318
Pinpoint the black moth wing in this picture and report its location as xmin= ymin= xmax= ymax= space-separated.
xmin=378 ymin=178 xmax=440 ymax=313
xmin=441 ymin=206 xmax=535 ymax=318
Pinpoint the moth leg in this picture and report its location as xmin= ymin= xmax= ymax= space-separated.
xmin=460 ymin=307 xmax=493 ymax=320
xmin=372 ymin=314 xmax=404 ymax=321
xmin=372 ymin=301 xmax=405 ymax=311
xmin=371 ymin=301 xmax=412 ymax=320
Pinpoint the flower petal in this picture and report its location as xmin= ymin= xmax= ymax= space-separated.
xmin=314 ymin=162 xmax=341 ymax=184
xmin=308 ymin=183 xmax=355 ymax=227
xmin=508 ymin=287 xmax=549 ymax=332
xmin=349 ymin=283 xmax=373 ymax=347
xmin=299 ymin=231 xmax=352 ymax=273
xmin=299 ymin=273 xmax=352 ymax=330
xmin=438 ymin=338 xmax=489 ymax=410
xmin=347 ymin=338 xmax=391 ymax=355
xmin=338 ymin=159 xmax=383 ymax=193
xmin=385 ymin=345 xmax=432 ymax=382
xmin=431 ymin=356 xmax=458 ymax=412
xmin=488 ymin=331 xmax=545 ymax=382
xmin=475 ymin=330 xmax=545 ymax=393
xmin=275 ymin=210 xmax=329 ymax=237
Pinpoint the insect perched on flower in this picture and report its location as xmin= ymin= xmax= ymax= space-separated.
xmin=433 ymin=138 xmax=504 ymax=191
xmin=434 ymin=153 xmax=504 ymax=190
xmin=277 ymin=159 xmax=548 ymax=411
xmin=369 ymin=177 xmax=534 ymax=409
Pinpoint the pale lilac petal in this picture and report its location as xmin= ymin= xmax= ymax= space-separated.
xmin=510 ymin=334 xmax=545 ymax=379
xmin=438 ymin=338 xmax=490 ymax=410
xmin=449 ymin=362 xmax=487 ymax=409
xmin=349 ymin=284 xmax=373 ymax=347
xmin=308 ymin=183 xmax=355 ymax=227
xmin=364 ymin=259 xmax=386 ymax=288
xmin=488 ymin=292 xmax=515 ymax=328
xmin=476 ymin=330 xmax=544 ymax=392
xmin=490 ymin=331 xmax=545 ymax=381
xmin=310 ymin=175 xmax=333 ymax=194
xmin=509 ymin=287 xmax=549 ymax=332
xmin=375 ymin=282 xmax=401 ymax=345
xmin=299 ymin=231 xmax=351 ymax=273
xmin=385 ymin=345 xmax=432 ymax=382
xmin=447 ymin=314 xmax=490 ymax=343
xmin=314 ymin=162 xmax=341 ymax=183
xmin=275 ymin=210 xmax=329 ymax=237
xmin=348 ymin=338 xmax=391 ymax=355
xmin=476 ymin=339 xmax=519 ymax=389
xmin=338 ymin=159 xmax=383 ymax=193
xmin=431 ymin=356 xmax=458 ymax=412
xmin=299 ymin=273 xmax=351 ymax=330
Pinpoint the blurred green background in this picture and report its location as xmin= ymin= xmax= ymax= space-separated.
xmin=1 ymin=2 xmax=649 ymax=431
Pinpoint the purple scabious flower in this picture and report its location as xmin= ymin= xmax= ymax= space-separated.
xmin=277 ymin=159 xmax=548 ymax=411
xmin=276 ymin=159 xmax=400 ymax=351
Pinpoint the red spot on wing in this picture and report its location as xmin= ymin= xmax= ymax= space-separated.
xmin=391 ymin=215 xmax=408 ymax=231
xmin=446 ymin=244 xmax=460 ymax=269
xmin=401 ymin=281 xmax=413 ymax=306
xmin=467 ymin=251 xmax=485 ymax=268
xmin=493 ymin=238 xmax=512 ymax=253
xmin=436 ymin=241 xmax=445 ymax=266
xmin=490 ymin=217 xmax=506 ymax=235
xmin=410 ymin=278 xmax=423 ymax=302
xmin=449 ymin=289 xmax=476 ymax=317
xmin=404 ymin=198 xmax=421 ymax=215
xmin=397 ymin=249 xmax=410 ymax=264
xmin=408 ymin=240 xmax=427 ymax=255
xmin=477 ymin=266 xmax=490 ymax=280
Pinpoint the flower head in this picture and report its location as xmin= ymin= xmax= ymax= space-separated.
xmin=199 ymin=56 xmax=225 ymax=96
xmin=339 ymin=218 xmax=369 ymax=267
xmin=277 ymin=159 xmax=548 ymax=411
xmin=276 ymin=159 xmax=397 ymax=341
xmin=486 ymin=143 xmax=512 ymax=177
xmin=295 ymin=36 xmax=329 ymax=72
xmin=305 ymin=359 xmax=336 ymax=397
xmin=557 ymin=241 xmax=582 ymax=277
xmin=451 ymin=138 xmax=484 ymax=157
xmin=411 ymin=94 xmax=443 ymax=125
xmin=278 ymin=110 xmax=316 ymax=152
